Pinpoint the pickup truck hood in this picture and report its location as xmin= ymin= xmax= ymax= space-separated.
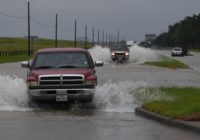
xmin=30 ymin=68 xmax=94 ymax=78
xmin=114 ymin=51 xmax=126 ymax=53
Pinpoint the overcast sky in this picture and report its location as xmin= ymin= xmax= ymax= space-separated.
xmin=0 ymin=0 xmax=200 ymax=41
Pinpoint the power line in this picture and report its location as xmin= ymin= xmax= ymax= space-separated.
xmin=0 ymin=11 xmax=75 ymax=32
xmin=0 ymin=12 xmax=26 ymax=19
xmin=30 ymin=17 xmax=54 ymax=28
xmin=31 ymin=17 xmax=77 ymax=34
xmin=0 ymin=11 xmax=101 ymax=40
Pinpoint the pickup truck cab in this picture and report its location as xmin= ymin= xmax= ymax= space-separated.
xmin=110 ymin=44 xmax=130 ymax=62
xmin=21 ymin=48 xmax=103 ymax=102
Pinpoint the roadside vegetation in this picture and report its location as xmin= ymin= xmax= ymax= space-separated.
xmin=0 ymin=37 xmax=90 ymax=51
xmin=144 ymin=57 xmax=189 ymax=69
xmin=142 ymin=87 xmax=200 ymax=121
xmin=191 ymin=49 xmax=200 ymax=53
xmin=154 ymin=14 xmax=200 ymax=52
xmin=0 ymin=37 xmax=92 ymax=63
xmin=0 ymin=55 xmax=32 ymax=64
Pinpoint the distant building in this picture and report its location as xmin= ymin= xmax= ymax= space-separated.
xmin=145 ymin=34 xmax=156 ymax=43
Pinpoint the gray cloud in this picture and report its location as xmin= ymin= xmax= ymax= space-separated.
xmin=0 ymin=0 xmax=200 ymax=41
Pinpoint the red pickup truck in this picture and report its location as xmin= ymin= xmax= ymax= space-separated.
xmin=21 ymin=48 xmax=103 ymax=102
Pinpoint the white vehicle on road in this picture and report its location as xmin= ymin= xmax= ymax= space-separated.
xmin=171 ymin=47 xmax=183 ymax=56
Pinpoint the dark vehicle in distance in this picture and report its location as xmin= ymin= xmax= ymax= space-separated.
xmin=21 ymin=48 xmax=103 ymax=103
xmin=110 ymin=44 xmax=130 ymax=62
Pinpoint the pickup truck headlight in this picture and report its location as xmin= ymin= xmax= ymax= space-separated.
xmin=85 ymin=75 xmax=97 ymax=86
xmin=86 ymin=80 xmax=97 ymax=86
xmin=27 ymin=74 xmax=38 ymax=86
xmin=111 ymin=52 xmax=115 ymax=56
xmin=125 ymin=52 xmax=129 ymax=56
xmin=28 ymin=81 xmax=38 ymax=86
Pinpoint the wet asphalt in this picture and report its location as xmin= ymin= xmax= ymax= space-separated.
xmin=0 ymin=50 xmax=200 ymax=140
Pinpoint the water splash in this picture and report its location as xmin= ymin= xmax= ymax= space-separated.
xmin=0 ymin=75 xmax=30 ymax=111
xmin=0 ymin=74 xmax=167 ymax=113
xmin=94 ymin=80 xmax=160 ymax=113
xmin=89 ymin=45 xmax=111 ymax=64
xmin=89 ymin=45 xmax=161 ymax=64
xmin=129 ymin=44 xmax=161 ymax=64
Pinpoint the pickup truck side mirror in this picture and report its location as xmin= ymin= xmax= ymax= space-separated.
xmin=21 ymin=61 xmax=29 ymax=68
xmin=95 ymin=60 xmax=103 ymax=67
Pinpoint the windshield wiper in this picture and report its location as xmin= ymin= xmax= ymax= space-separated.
xmin=34 ymin=66 xmax=52 ymax=69
xmin=56 ymin=65 xmax=78 ymax=68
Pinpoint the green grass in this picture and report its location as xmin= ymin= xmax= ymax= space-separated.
xmin=0 ymin=55 xmax=32 ymax=64
xmin=142 ymin=87 xmax=200 ymax=119
xmin=0 ymin=37 xmax=92 ymax=63
xmin=145 ymin=57 xmax=189 ymax=69
xmin=0 ymin=37 xmax=92 ymax=51
xmin=190 ymin=49 xmax=200 ymax=53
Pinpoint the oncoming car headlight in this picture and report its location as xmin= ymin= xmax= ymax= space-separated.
xmin=111 ymin=52 xmax=115 ymax=56
xmin=125 ymin=52 xmax=129 ymax=56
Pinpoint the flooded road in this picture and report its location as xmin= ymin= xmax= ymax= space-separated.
xmin=0 ymin=46 xmax=200 ymax=139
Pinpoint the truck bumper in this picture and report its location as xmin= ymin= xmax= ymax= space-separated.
xmin=28 ymin=88 xmax=95 ymax=101
xmin=111 ymin=55 xmax=129 ymax=61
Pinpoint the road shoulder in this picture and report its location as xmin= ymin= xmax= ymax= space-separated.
xmin=135 ymin=107 xmax=200 ymax=134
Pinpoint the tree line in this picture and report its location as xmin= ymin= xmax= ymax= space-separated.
xmin=154 ymin=14 xmax=200 ymax=50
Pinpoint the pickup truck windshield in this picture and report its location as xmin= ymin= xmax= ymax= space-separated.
xmin=111 ymin=45 xmax=129 ymax=51
xmin=32 ymin=52 xmax=91 ymax=69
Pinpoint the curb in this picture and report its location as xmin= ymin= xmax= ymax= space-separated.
xmin=135 ymin=107 xmax=200 ymax=134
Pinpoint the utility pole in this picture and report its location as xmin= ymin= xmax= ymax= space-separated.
xmin=108 ymin=34 xmax=110 ymax=45
xmin=117 ymin=30 xmax=120 ymax=43
xmin=92 ymin=27 xmax=94 ymax=46
xmin=106 ymin=33 xmax=107 ymax=46
xmin=28 ymin=1 xmax=31 ymax=57
xmin=102 ymin=31 xmax=104 ymax=46
xmin=85 ymin=25 xmax=87 ymax=49
xmin=98 ymin=29 xmax=100 ymax=45
xmin=74 ymin=20 xmax=77 ymax=48
xmin=55 ymin=14 xmax=58 ymax=48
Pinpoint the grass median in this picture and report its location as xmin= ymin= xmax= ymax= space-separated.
xmin=142 ymin=87 xmax=200 ymax=121
xmin=144 ymin=57 xmax=189 ymax=69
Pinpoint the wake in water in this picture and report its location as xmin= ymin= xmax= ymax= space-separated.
xmin=89 ymin=44 xmax=162 ymax=64
xmin=0 ymin=75 xmax=29 ymax=111
xmin=0 ymin=74 xmax=165 ymax=112
xmin=94 ymin=81 xmax=151 ymax=113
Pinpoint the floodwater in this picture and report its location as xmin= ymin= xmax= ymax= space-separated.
xmin=0 ymin=45 xmax=200 ymax=140
xmin=0 ymin=45 xmax=176 ymax=112
xmin=0 ymin=45 xmax=200 ymax=111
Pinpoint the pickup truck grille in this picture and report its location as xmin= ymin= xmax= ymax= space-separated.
xmin=115 ymin=52 xmax=125 ymax=56
xmin=39 ymin=74 xmax=84 ymax=86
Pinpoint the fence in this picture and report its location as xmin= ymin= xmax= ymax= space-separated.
xmin=0 ymin=50 xmax=34 ymax=57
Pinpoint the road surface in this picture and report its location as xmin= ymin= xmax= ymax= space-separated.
xmin=0 ymin=49 xmax=200 ymax=140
